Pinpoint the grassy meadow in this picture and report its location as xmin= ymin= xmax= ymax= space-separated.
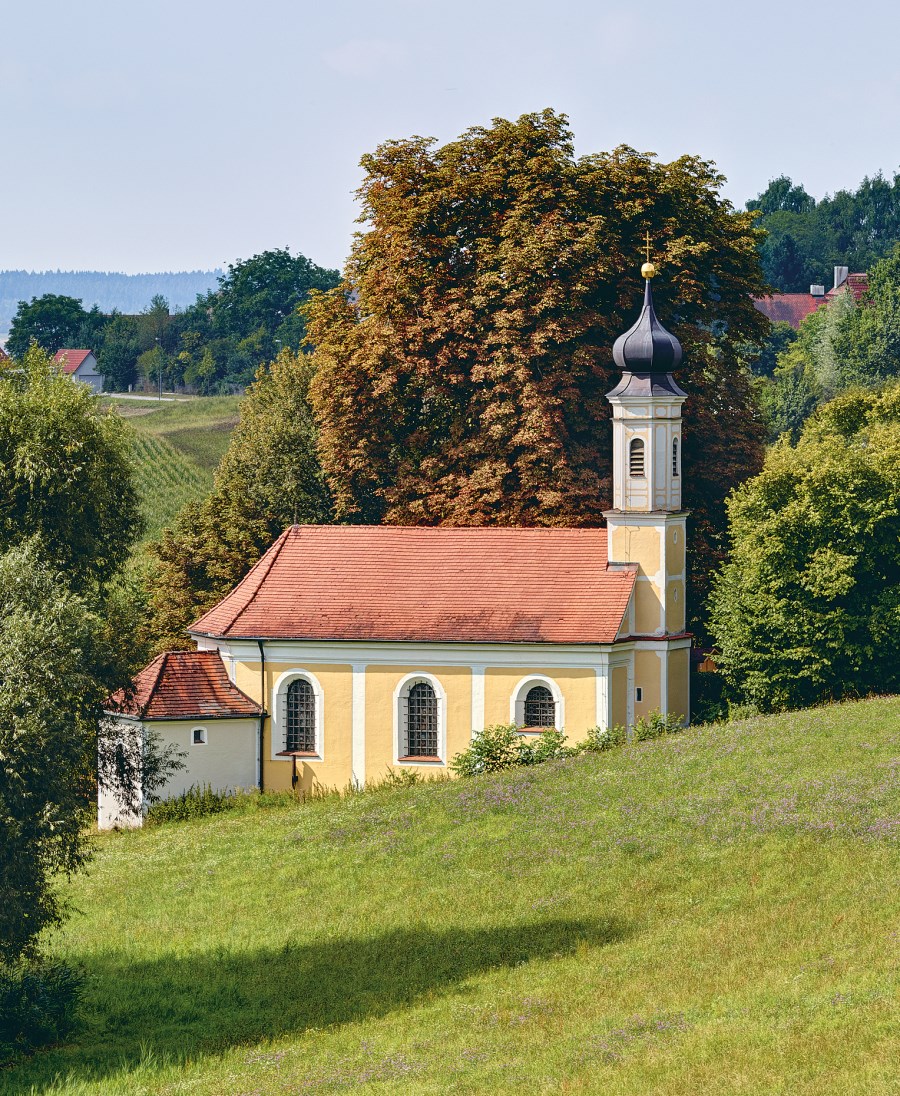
xmin=105 ymin=397 xmax=241 ymax=541
xmin=5 ymin=698 xmax=899 ymax=1094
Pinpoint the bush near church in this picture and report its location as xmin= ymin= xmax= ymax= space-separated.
xmin=708 ymin=381 xmax=900 ymax=712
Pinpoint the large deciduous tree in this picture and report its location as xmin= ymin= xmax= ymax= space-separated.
xmin=305 ymin=110 xmax=769 ymax=627
xmin=708 ymin=382 xmax=900 ymax=711
xmin=6 ymin=294 xmax=98 ymax=359
xmin=0 ymin=345 xmax=143 ymax=587
xmin=149 ymin=348 xmax=332 ymax=649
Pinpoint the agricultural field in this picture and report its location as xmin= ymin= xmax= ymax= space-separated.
xmin=5 ymin=697 xmax=898 ymax=1095
xmin=105 ymin=397 xmax=242 ymax=541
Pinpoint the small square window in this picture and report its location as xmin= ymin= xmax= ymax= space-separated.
xmin=635 ymin=687 xmax=643 ymax=703
xmin=192 ymin=728 xmax=207 ymax=745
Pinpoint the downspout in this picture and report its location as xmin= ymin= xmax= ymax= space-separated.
xmin=256 ymin=639 xmax=266 ymax=792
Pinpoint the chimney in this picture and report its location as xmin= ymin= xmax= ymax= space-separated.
xmin=810 ymin=285 xmax=825 ymax=297
xmin=834 ymin=265 xmax=849 ymax=290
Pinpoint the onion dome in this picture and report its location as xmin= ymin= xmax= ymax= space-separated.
xmin=612 ymin=273 xmax=683 ymax=374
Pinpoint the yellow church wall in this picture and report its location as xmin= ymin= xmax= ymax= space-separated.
xmin=666 ymin=525 xmax=685 ymax=575
xmin=634 ymin=650 xmax=661 ymax=719
xmin=609 ymin=525 xmax=660 ymax=574
xmin=364 ymin=664 xmax=472 ymax=782
xmin=666 ymin=580 xmax=686 ymax=634
xmin=232 ymin=659 xmax=355 ymax=794
xmin=668 ymin=648 xmax=690 ymax=723
xmin=483 ymin=666 xmax=597 ymax=742
xmin=634 ymin=581 xmax=663 ymax=635
xmin=268 ymin=662 xmax=354 ymax=793
xmin=611 ymin=665 xmax=628 ymax=728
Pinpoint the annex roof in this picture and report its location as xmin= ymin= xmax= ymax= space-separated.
xmin=106 ymin=650 xmax=262 ymax=721
xmin=190 ymin=525 xmax=637 ymax=646
xmin=53 ymin=348 xmax=93 ymax=374
xmin=827 ymin=273 xmax=869 ymax=301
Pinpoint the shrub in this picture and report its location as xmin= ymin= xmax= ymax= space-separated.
xmin=146 ymin=783 xmax=247 ymax=824
xmin=517 ymin=729 xmax=573 ymax=766
xmin=632 ymin=710 xmax=685 ymax=742
xmin=450 ymin=724 xmax=522 ymax=777
xmin=580 ymin=724 xmax=628 ymax=752
xmin=0 ymin=958 xmax=84 ymax=1065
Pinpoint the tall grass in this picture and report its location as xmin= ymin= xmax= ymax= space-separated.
xmin=4 ymin=697 xmax=898 ymax=1094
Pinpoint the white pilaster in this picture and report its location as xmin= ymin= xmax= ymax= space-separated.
xmin=471 ymin=664 xmax=485 ymax=736
xmin=351 ymin=663 xmax=366 ymax=788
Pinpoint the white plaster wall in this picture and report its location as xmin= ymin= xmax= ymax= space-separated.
xmin=155 ymin=717 xmax=258 ymax=798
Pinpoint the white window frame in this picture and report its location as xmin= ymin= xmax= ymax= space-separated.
xmin=393 ymin=672 xmax=446 ymax=765
xmin=271 ymin=669 xmax=324 ymax=761
xmin=510 ymin=675 xmax=564 ymax=732
xmin=191 ymin=726 xmax=208 ymax=745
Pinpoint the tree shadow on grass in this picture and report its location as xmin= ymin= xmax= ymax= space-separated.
xmin=11 ymin=916 xmax=628 ymax=1090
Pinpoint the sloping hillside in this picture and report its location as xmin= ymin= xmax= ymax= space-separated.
xmin=107 ymin=397 xmax=241 ymax=540
xmin=5 ymin=699 xmax=899 ymax=1094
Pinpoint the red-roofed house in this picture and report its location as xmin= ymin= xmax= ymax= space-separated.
xmin=53 ymin=348 xmax=103 ymax=391
xmin=754 ymin=266 xmax=869 ymax=330
xmin=104 ymin=274 xmax=692 ymax=825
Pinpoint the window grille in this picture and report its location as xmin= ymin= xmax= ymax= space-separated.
xmin=672 ymin=436 xmax=680 ymax=477
xmin=629 ymin=438 xmax=645 ymax=477
xmin=286 ymin=678 xmax=316 ymax=753
xmin=523 ymin=685 xmax=556 ymax=728
xmin=404 ymin=681 xmax=439 ymax=757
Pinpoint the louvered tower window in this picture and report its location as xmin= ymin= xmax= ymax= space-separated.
xmin=524 ymin=685 xmax=556 ymax=728
xmin=404 ymin=681 xmax=439 ymax=757
xmin=286 ymin=678 xmax=316 ymax=753
xmin=629 ymin=437 xmax=645 ymax=476
xmin=673 ymin=436 xmax=680 ymax=477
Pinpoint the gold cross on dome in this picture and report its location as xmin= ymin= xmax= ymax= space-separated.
xmin=643 ymin=230 xmax=653 ymax=264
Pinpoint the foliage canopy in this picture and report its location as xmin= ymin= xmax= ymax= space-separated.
xmin=0 ymin=346 xmax=143 ymax=588
xmin=708 ymin=382 xmax=900 ymax=711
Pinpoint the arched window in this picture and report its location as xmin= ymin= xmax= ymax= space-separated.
xmin=629 ymin=437 xmax=645 ymax=477
xmin=286 ymin=678 xmax=316 ymax=753
xmin=672 ymin=436 xmax=680 ymax=477
xmin=523 ymin=685 xmax=556 ymax=728
xmin=403 ymin=681 xmax=439 ymax=757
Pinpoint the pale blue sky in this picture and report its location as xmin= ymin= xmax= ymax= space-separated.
xmin=3 ymin=0 xmax=897 ymax=274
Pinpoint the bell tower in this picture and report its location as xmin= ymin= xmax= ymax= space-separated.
xmin=606 ymin=252 xmax=690 ymax=722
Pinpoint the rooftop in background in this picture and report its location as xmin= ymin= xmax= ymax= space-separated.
xmin=191 ymin=525 xmax=637 ymax=646
xmin=53 ymin=348 xmax=93 ymax=374
xmin=106 ymin=650 xmax=262 ymax=721
xmin=754 ymin=266 xmax=869 ymax=329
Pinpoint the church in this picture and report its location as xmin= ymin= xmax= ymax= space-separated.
xmin=101 ymin=264 xmax=691 ymax=825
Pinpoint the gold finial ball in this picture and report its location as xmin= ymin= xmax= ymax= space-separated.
xmin=641 ymin=261 xmax=657 ymax=279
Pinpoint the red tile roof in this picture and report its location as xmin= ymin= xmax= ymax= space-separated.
xmin=827 ymin=273 xmax=869 ymax=301
xmin=190 ymin=525 xmax=637 ymax=645
xmin=107 ymin=650 xmax=262 ymax=721
xmin=53 ymin=348 xmax=93 ymax=374
xmin=753 ymin=294 xmax=823 ymax=329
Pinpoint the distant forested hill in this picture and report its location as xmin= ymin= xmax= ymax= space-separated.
xmin=0 ymin=269 xmax=220 ymax=335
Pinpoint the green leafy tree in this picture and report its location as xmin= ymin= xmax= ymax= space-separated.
xmin=834 ymin=243 xmax=900 ymax=385
xmin=0 ymin=345 xmax=143 ymax=587
xmin=174 ymin=249 xmax=339 ymax=390
xmin=305 ymin=110 xmax=769 ymax=630
xmin=0 ymin=543 xmax=166 ymax=961
xmin=748 ymin=320 xmax=796 ymax=378
xmin=6 ymin=294 xmax=91 ymax=359
xmin=708 ymin=382 xmax=900 ymax=711
xmin=97 ymin=311 xmax=142 ymax=391
xmin=149 ymin=348 xmax=332 ymax=649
